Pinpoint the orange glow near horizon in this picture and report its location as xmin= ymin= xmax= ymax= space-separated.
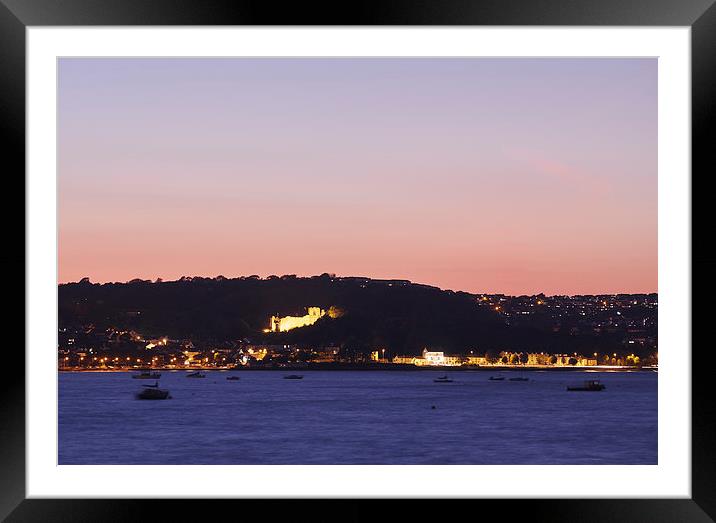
xmin=58 ymin=58 xmax=657 ymax=295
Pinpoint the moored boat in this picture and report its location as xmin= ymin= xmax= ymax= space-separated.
xmin=136 ymin=382 xmax=171 ymax=400
xmin=226 ymin=376 xmax=240 ymax=381
xmin=283 ymin=375 xmax=303 ymax=379
xmin=567 ymin=379 xmax=605 ymax=391
xmin=434 ymin=375 xmax=453 ymax=383
xmin=489 ymin=376 xmax=505 ymax=381
xmin=186 ymin=371 xmax=206 ymax=378
xmin=132 ymin=369 xmax=161 ymax=379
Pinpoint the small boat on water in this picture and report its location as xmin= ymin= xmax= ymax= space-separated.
xmin=567 ymin=379 xmax=606 ymax=391
xmin=489 ymin=376 xmax=505 ymax=381
xmin=186 ymin=371 xmax=206 ymax=378
xmin=132 ymin=369 xmax=161 ymax=379
xmin=226 ymin=376 xmax=240 ymax=381
xmin=136 ymin=382 xmax=171 ymax=400
xmin=283 ymin=375 xmax=303 ymax=380
xmin=434 ymin=375 xmax=453 ymax=383
xmin=509 ymin=377 xmax=529 ymax=382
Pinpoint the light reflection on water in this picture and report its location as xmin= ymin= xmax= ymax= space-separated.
xmin=59 ymin=370 xmax=657 ymax=465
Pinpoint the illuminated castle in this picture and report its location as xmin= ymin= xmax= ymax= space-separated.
xmin=270 ymin=307 xmax=325 ymax=332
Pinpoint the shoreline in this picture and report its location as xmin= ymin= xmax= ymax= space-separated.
xmin=59 ymin=364 xmax=654 ymax=373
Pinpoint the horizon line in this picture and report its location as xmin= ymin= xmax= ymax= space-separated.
xmin=57 ymin=273 xmax=658 ymax=298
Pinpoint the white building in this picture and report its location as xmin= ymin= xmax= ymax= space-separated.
xmin=422 ymin=349 xmax=445 ymax=365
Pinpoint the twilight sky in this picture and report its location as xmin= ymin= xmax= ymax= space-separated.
xmin=58 ymin=58 xmax=657 ymax=295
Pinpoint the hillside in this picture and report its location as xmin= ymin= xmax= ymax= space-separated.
xmin=58 ymin=274 xmax=654 ymax=356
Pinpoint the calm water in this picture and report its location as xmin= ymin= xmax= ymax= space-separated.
xmin=59 ymin=370 xmax=657 ymax=464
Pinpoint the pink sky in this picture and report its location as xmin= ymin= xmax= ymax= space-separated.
xmin=58 ymin=58 xmax=657 ymax=295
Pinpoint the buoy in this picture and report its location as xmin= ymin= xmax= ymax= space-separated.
xmin=431 ymin=405 xmax=436 ymax=409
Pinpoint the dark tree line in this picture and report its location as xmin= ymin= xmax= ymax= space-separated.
xmin=58 ymin=275 xmax=656 ymax=357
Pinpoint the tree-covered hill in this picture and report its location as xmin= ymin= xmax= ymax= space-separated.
xmin=58 ymin=274 xmax=655 ymax=357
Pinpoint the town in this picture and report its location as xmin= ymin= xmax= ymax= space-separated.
xmin=58 ymin=290 xmax=658 ymax=371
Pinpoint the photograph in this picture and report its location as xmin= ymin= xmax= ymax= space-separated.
xmin=57 ymin=56 xmax=658 ymax=466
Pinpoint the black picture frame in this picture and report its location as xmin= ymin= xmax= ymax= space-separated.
xmin=3 ymin=1 xmax=714 ymax=521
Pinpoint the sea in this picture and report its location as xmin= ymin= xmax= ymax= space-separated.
xmin=58 ymin=369 xmax=657 ymax=465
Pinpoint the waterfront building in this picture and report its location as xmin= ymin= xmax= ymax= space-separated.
xmin=443 ymin=355 xmax=463 ymax=366
xmin=415 ymin=350 xmax=463 ymax=366
xmin=422 ymin=349 xmax=445 ymax=365
xmin=554 ymin=354 xmax=573 ymax=366
xmin=465 ymin=356 xmax=488 ymax=366
xmin=392 ymin=355 xmax=419 ymax=365
xmin=527 ymin=353 xmax=551 ymax=366
xmin=577 ymin=357 xmax=598 ymax=366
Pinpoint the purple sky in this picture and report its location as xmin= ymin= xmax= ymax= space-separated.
xmin=58 ymin=58 xmax=657 ymax=295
